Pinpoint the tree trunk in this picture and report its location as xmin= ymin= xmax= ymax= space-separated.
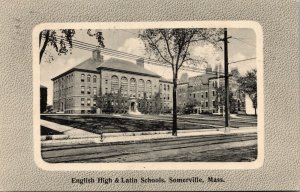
xmin=172 ymin=80 xmax=177 ymax=136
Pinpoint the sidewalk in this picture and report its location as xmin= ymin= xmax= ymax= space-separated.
xmin=41 ymin=120 xmax=257 ymax=147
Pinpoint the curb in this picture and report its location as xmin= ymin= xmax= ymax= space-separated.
xmin=41 ymin=128 xmax=221 ymax=141
xmin=41 ymin=135 xmax=69 ymax=141
xmin=41 ymin=128 xmax=257 ymax=147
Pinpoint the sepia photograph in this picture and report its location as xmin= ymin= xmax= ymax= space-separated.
xmin=2 ymin=0 xmax=300 ymax=190
xmin=35 ymin=22 xmax=263 ymax=169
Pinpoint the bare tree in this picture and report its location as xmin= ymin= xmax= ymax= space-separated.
xmin=139 ymin=28 xmax=223 ymax=135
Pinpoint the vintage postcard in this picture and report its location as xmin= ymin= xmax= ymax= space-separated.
xmin=1 ymin=0 xmax=299 ymax=191
xmin=33 ymin=21 xmax=264 ymax=171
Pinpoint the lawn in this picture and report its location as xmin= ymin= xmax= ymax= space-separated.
xmin=41 ymin=115 xmax=218 ymax=134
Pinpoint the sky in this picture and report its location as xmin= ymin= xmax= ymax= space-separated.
xmin=40 ymin=28 xmax=257 ymax=105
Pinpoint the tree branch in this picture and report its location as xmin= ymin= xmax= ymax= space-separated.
xmin=146 ymin=33 xmax=173 ymax=66
xmin=40 ymin=30 xmax=50 ymax=63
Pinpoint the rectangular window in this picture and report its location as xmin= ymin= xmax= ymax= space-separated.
xmin=93 ymin=100 xmax=96 ymax=106
xmin=87 ymin=87 xmax=91 ymax=94
xmin=212 ymin=90 xmax=215 ymax=96
xmin=201 ymin=92 xmax=203 ymax=98
xmin=212 ymin=100 xmax=215 ymax=106
xmin=81 ymin=98 xmax=85 ymax=106
xmin=205 ymin=91 xmax=208 ymax=98
xmin=81 ymin=110 xmax=85 ymax=114
xmin=81 ymin=86 xmax=85 ymax=94
xmin=81 ymin=74 xmax=85 ymax=82
xmin=87 ymin=99 xmax=91 ymax=106
xmin=205 ymin=101 xmax=208 ymax=107
xmin=93 ymin=87 xmax=97 ymax=95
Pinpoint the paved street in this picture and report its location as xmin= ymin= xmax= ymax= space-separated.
xmin=42 ymin=132 xmax=257 ymax=163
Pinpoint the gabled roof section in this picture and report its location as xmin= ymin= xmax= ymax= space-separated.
xmin=97 ymin=58 xmax=161 ymax=78
xmin=51 ymin=57 xmax=161 ymax=81
xmin=51 ymin=58 xmax=101 ymax=80
xmin=159 ymin=77 xmax=172 ymax=83
xmin=73 ymin=58 xmax=99 ymax=72
xmin=188 ymin=72 xmax=217 ymax=86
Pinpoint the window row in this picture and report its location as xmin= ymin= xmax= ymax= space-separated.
xmin=81 ymin=86 xmax=97 ymax=95
xmin=81 ymin=98 xmax=96 ymax=106
xmin=177 ymin=100 xmax=212 ymax=108
xmin=104 ymin=87 xmax=153 ymax=99
xmin=160 ymin=93 xmax=170 ymax=100
xmin=81 ymin=74 xmax=97 ymax=83
xmin=105 ymin=76 xmax=153 ymax=98
xmin=159 ymin=83 xmax=171 ymax=91
xmin=53 ymin=73 xmax=74 ymax=87
xmin=188 ymin=91 xmax=216 ymax=99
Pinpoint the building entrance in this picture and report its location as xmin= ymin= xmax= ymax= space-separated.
xmin=130 ymin=102 xmax=136 ymax=112
xmin=128 ymin=100 xmax=141 ymax=115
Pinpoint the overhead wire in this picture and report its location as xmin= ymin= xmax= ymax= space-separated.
xmin=43 ymin=35 xmax=213 ymax=73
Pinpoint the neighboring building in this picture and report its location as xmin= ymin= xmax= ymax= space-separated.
xmin=52 ymin=48 xmax=173 ymax=114
xmin=177 ymin=65 xmax=246 ymax=114
xmin=40 ymin=85 xmax=47 ymax=113
xmin=159 ymin=77 xmax=173 ymax=112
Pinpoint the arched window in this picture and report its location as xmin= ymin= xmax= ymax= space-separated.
xmin=87 ymin=74 xmax=91 ymax=82
xmin=121 ymin=77 xmax=128 ymax=96
xmin=129 ymin=78 xmax=137 ymax=97
xmin=111 ymin=75 xmax=119 ymax=94
xmin=138 ymin=79 xmax=145 ymax=98
xmin=146 ymin=80 xmax=152 ymax=98
xmin=81 ymin=74 xmax=85 ymax=82
xmin=93 ymin=75 xmax=97 ymax=83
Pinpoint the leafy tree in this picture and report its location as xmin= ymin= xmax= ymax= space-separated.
xmin=151 ymin=92 xmax=162 ymax=114
xmin=237 ymin=69 xmax=257 ymax=115
xmin=114 ymin=90 xmax=129 ymax=114
xmin=95 ymin=91 xmax=129 ymax=114
xmin=137 ymin=92 xmax=148 ymax=114
xmin=95 ymin=93 xmax=114 ymax=114
xmin=39 ymin=29 xmax=105 ymax=63
xmin=185 ymin=98 xmax=200 ymax=114
xmin=214 ymin=86 xmax=238 ymax=114
xmin=139 ymin=28 xmax=223 ymax=135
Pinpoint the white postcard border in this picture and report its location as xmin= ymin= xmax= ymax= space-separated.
xmin=33 ymin=21 xmax=264 ymax=171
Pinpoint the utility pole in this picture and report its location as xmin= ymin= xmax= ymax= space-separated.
xmin=222 ymin=28 xmax=231 ymax=132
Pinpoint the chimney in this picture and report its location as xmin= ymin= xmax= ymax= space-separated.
xmin=136 ymin=58 xmax=144 ymax=68
xmin=205 ymin=63 xmax=212 ymax=74
xmin=92 ymin=46 xmax=103 ymax=62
